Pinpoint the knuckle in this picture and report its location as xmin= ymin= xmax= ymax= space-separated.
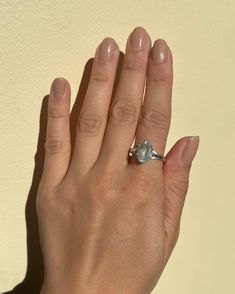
xmin=127 ymin=173 xmax=163 ymax=208
xmin=48 ymin=107 xmax=67 ymax=119
xmin=45 ymin=138 xmax=69 ymax=155
xmin=148 ymin=73 xmax=170 ymax=84
xmin=88 ymin=170 xmax=116 ymax=205
xmin=123 ymin=54 xmax=146 ymax=72
xmin=59 ymin=192 xmax=78 ymax=215
xmin=166 ymin=177 xmax=189 ymax=200
xmin=36 ymin=191 xmax=56 ymax=215
xmin=37 ymin=184 xmax=78 ymax=217
xmin=147 ymin=63 xmax=172 ymax=83
xmin=91 ymin=185 xmax=114 ymax=205
xmin=141 ymin=108 xmax=170 ymax=132
xmin=134 ymin=173 xmax=152 ymax=193
xmin=110 ymin=101 xmax=138 ymax=125
xmin=91 ymin=70 xmax=111 ymax=83
xmin=78 ymin=112 xmax=102 ymax=136
xmin=126 ymin=192 xmax=149 ymax=210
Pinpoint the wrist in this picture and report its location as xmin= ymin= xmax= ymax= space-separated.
xmin=40 ymin=285 xmax=143 ymax=294
xmin=40 ymin=285 xmax=75 ymax=294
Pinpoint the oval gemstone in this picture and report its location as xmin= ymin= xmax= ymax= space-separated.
xmin=136 ymin=140 xmax=153 ymax=163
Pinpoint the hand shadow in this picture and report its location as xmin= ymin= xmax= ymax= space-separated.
xmin=2 ymin=51 xmax=124 ymax=294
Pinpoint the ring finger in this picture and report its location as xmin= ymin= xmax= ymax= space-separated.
xmin=130 ymin=39 xmax=173 ymax=169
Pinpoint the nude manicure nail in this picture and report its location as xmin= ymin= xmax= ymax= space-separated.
xmin=130 ymin=27 xmax=147 ymax=50
xmin=181 ymin=136 xmax=200 ymax=164
xmin=52 ymin=78 xmax=66 ymax=99
xmin=99 ymin=38 xmax=115 ymax=63
xmin=151 ymin=39 xmax=168 ymax=63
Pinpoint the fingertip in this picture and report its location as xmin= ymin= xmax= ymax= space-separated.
xmin=164 ymin=136 xmax=200 ymax=172
xmin=164 ymin=137 xmax=187 ymax=165
xmin=181 ymin=136 xmax=200 ymax=166
xmin=49 ymin=77 xmax=71 ymax=105
xmin=52 ymin=76 xmax=70 ymax=89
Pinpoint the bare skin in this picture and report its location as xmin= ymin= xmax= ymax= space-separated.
xmin=37 ymin=26 xmax=200 ymax=294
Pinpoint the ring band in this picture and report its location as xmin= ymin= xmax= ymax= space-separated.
xmin=128 ymin=139 xmax=165 ymax=164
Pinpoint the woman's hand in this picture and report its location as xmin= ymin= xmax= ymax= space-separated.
xmin=37 ymin=26 xmax=199 ymax=294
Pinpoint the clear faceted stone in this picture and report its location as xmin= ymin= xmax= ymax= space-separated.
xmin=136 ymin=140 xmax=153 ymax=163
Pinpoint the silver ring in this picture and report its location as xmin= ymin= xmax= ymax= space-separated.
xmin=128 ymin=139 xmax=165 ymax=164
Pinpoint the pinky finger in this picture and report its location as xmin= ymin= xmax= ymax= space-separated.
xmin=42 ymin=77 xmax=71 ymax=190
xmin=163 ymin=136 xmax=199 ymax=252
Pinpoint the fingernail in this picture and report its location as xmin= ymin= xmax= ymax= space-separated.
xmin=130 ymin=27 xmax=147 ymax=50
xmin=99 ymin=38 xmax=115 ymax=63
xmin=181 ymin=136 xmax=200 ymax=164
xmin=52 ymin=78 xmax=66 ymax=99
xmin=151 ymin=39 xmax=169 ymax=63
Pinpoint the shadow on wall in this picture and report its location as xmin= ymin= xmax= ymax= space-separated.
xmin=2 ymin=51 xmax=124 ymax=294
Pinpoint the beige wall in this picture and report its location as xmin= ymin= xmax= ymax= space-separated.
xmin=0 ymin=1 xmax=234 ymax=293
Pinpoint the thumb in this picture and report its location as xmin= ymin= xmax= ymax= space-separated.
xmin=163 ymin=136 xmax=200 ymax=248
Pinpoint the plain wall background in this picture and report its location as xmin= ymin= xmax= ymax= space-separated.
xmin=0 ymin=1 xmax=234 ymax=293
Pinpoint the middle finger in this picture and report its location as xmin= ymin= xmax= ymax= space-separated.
xmin=98 ymin=27 xmax=151 ymax=168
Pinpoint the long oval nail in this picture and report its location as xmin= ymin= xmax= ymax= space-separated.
xmin=130 ymin=27 xmax=147 ymax=50
xmin=151 ymin=39 xmax=169 ymax=63
xmin=52 ymin=78 xmax=66 ymax=99
xmin=99 ymin=38 xmax=116 ymax=63
xmin=181 ymin=136 xmax=200 ymax=164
